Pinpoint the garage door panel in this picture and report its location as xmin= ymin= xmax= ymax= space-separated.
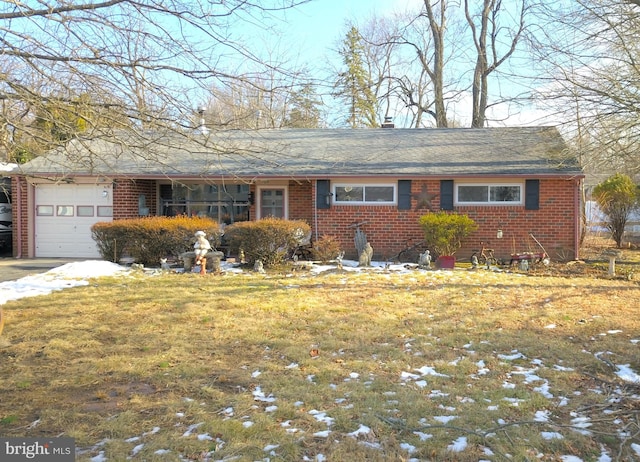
xmin=35 ymin=184 xmax=113 ymax=258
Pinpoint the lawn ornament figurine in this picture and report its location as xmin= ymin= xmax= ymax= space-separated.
xmin=194 ymin=231 xmax=212 ymax=275
xmin=358 ymin=242 xmax=373 ymax=267
xmin=418 ymin=250 xmax=432 ymax=269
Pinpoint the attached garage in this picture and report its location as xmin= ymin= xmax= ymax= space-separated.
xmin=34 ymin=183 xmax=113 ymax=258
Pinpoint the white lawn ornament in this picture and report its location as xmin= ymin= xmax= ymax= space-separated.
xmin=194 ymin=231 xmax=212 ymax=267
xmin=418 ymin=250 xmax=432 ymax=269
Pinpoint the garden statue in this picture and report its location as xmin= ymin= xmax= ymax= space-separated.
xmin=336 ymin=251 xmax=345 ymax=270
xmin=194 ymin=230 xmax=212 ymax=274
xmin=358 ymin=242 xmax=373 ymax=267
xmin=418 ymin=250 xmax=432 ymax=269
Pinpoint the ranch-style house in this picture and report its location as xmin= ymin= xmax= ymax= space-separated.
xmin=9 ymin=126 xmax=584 ymax=262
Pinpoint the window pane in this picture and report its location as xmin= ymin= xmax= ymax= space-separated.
xmin=490 ymin=186 xmax=520 ymax=202
xmin=335 ymin=186 xmax=364 ymax=202
xmin=458 ymin=186 xmax=488 ymax=202
xmin=37 ymin=205 xmax=54 ymax=216
xmin=97 ymin=206 xmax=113 ymax=217
xmin=56 ymin=205 xmax=74 ymax=216
xmin=364 ymin=186 xmax=394 ymax=202
xmin=77 ymin=206 xmax=94 ymax=217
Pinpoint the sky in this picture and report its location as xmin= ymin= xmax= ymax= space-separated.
xmin=250 ymin=0 xmax=556 ymax=128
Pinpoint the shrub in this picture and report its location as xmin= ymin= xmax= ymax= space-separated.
xmin=418 ymin=211 xmax=478 ymax=257
xmin=593 ymin=173 xmax=640 ymax=248
xmin=92 ymin=216 xmax=220 ymax=265
xmin=224 ymin=218 xmax=311 ymax=267
xmin=311 ymin=235 xmax=342 ymax=262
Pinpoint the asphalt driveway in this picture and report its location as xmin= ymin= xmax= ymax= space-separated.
xmin=0 ymin=257 xmax=84 ymax=282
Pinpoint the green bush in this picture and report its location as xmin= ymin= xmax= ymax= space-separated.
xmin=418 ymin=211 xmax=477 ymax=257
xmin=92 ymin=216 xmax=220 ymax=265
xmin=593 ymin=173 xmax=640 ymax=248
xmin=224 ymin=218 xmax=311 ymax=268
xmin=311 ymin=235 xmax=342 ymax=262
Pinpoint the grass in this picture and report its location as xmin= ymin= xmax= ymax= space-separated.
xmin=1 ymin=255 xmax=640 ymax=461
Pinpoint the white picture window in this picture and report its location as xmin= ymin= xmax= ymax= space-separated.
xmin=456 ymin=183 xmax=522 ymax=205
xmin=334 ymin=183 xmax=395 ymax=205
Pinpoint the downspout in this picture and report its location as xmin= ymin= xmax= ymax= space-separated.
xmin=15 ymin=177 xmax=22 ymax=258
xmin=313 ymin=181 xmax=319 ymax=242
xmin=574 ymin=178 xmax=581 ymax=260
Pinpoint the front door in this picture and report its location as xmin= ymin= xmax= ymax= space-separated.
xmin=260 ymin=188 xmax=285 ymax=218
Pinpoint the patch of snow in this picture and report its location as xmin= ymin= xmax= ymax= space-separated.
xmin=541 ymin=431 xmax=564 ymax=440
xmin=615 ymin=364 xmax=640 ymax=383
xmin=253 ymin=386 xmax=277 ymax=402
xmin=433 ymin=415 xmax=457 ymax=424
xmin=413 ymin=431 xmax=433 ymax=441
xmin=400 ymin=442 xmax=417 ymax=453
xmin=348 ymin=424 xmax=371 ymax=437
xmin=90 ymin=452 xmax=107 ymax=462
xmin=415 ymin=365 xmax=449 ymax=377
xmin=447 ymin=436 xmax=468 ymax=452
xmin=498 ymin=351 xmax=526 ymax=361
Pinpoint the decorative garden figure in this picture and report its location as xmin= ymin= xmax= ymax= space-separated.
xmin=194 ymin=231 xmax=212 ymax=274
xmin=418 ymin=250 xmax=432 ymax=269
xmin=359 ymin=242 xmax=373 ymax=267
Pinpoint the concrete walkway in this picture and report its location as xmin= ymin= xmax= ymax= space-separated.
xmin=0 ymin=257 xmax=84 ymax=282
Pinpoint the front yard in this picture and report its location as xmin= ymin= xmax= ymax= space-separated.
xmin=1 ymin=256 xmax=639 ymax=461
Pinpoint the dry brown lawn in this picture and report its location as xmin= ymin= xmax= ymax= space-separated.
xmin=1 ymin=243 xmax=639 ymax=461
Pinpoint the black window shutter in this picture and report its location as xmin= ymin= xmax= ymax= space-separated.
xmin=316 ymin=179 xmax=331 ymax=209
xmin=440 ymin=180 xmax=454 ymax=210
xmin=398 ymin=180 xmax=412 ymax=210
xmin=525 ymin=179 xmax=540 ymax=210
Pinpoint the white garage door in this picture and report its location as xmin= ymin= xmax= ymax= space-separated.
xmin=35 ymin=184 xmax=113 ymax=258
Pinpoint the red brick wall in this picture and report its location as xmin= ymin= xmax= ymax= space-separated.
xmin=11 ymin=177 xmax=30 ymax=257
xmin=287 ymin=181 xmax=314 ymax=225
xmin=113 ymin=179 xmax=157 ymax=219
xmin=310 ymin=179 xmax=579 ymax=262
xmin=12 ymin=176 xmax=578 ymax=262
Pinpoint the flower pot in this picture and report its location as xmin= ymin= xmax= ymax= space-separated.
xmin=436 ymin=255 xmax=456 ymax=269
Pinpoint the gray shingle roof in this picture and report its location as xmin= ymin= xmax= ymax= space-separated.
xmin=14 ymin=127 xmax=582 ymax=179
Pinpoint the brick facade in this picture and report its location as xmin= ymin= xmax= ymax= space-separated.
xmin=112 ymin=179 xmax=157 ymax=220
xmin=11 ymin=176 xmax=29 ymax=258
xmin=309 ymin=178 xmax=579 ymax=262
xmin=11 ymin=176 xmax=580 ymax=262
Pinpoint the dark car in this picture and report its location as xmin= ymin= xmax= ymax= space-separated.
xmin=0 ymin=202 xmax=11 ymax=250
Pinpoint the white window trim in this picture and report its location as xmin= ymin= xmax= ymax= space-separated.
xmin=332 ymin=182 xmax=397 ymax=206
xmin=256 ymin=184 xmax=289 ymax=219
xmin=455 ymin=182 xmax=524 ymax=206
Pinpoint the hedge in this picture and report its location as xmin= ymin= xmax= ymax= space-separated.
xmin=92 ymin=216 xmax=220 ymax=265
xmin=223 ymin=217 xmax=311 ymax=268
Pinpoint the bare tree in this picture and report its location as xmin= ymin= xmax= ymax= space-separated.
xmin=464 ymin=0 xmax=526 ymax=128
xmin=343 ymin=1 xmax=530 ymax=128
xmin=0 ymin=0 xmax=308 ymax=161
xmin=528 ymin=0 xmax=640 ymax=172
